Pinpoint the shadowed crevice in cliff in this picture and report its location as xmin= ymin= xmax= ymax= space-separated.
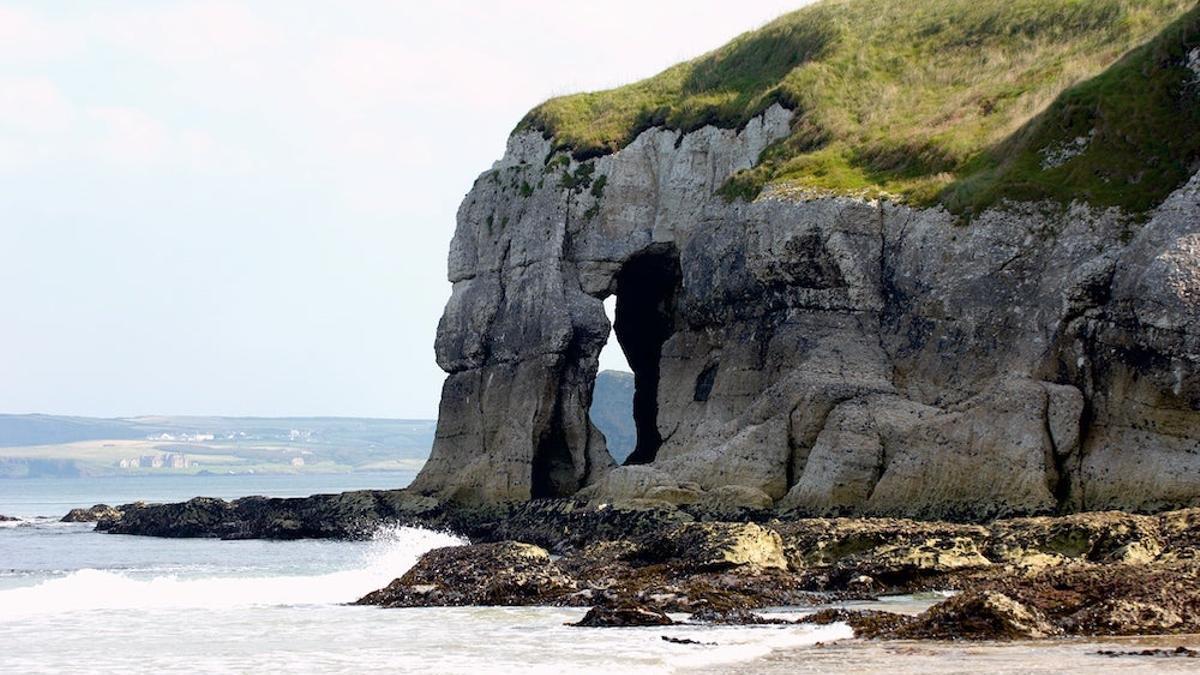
xmin=613 ymin=245 xmax=682 ymax=466
xmin=532 ymin=337 xmax=602 ymax=500
xmin=531 ymin=397 xmax=577 ymax=499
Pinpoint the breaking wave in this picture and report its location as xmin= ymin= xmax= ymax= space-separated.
xmin=0 ymin=525 xmax=465 ymax=617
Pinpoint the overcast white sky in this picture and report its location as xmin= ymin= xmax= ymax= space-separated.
xmin=0 ymin=1 xmax=811 ymax=419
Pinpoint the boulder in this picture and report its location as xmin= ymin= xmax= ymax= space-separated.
xmin=61 ymin=504 xmax=123 ymax=523
xmin=356 ymin=541 xmax=576 ymax=608
xmin=570 ymin=604 xmax=675 ymax=627
xmin=979 ymin=561 xmax=1200 ymax=636
xmin=799 ymin=608 xmax=917 ymax=637
xmin=643 ymin=485 xmax=704 ymax=506
xmin=889 ymin=590 xmax=1061 ymax=640
xmin=654 ymin=522 xmax=788 ymax=572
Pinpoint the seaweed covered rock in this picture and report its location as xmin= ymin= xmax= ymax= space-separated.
xmin=650 ymin=522 xmax=788 ymax=572
xmin=981 ymin=561 xmax=1200 ymax=636
xmin=98 ymin=490 xmax=444 ymax=540
xmin=886 ymin=591 xmax=1061 ymax=640
xmin=987 ymin=511 xmax=1164 ymax=569
xmin=772 ymin=518 xmax=993 ymax=590
xmin=799 ymin=608 xmax=918 ymax=637
xmin=571 ymin=604 xmax=675 ymax=627
xmin=356 ymin=541 xmax=576 ymax=608
xmin=98 ymin=498 xmax=229 ymax=537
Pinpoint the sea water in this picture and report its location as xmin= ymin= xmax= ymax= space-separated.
xmin=3 ymin=475 xmax=1197 ymax=674
xmin=0 ymin=474 xmax=850 ymax=674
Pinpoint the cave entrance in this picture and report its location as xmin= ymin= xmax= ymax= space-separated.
xmin=611 ymin=244 xmax=681 ymax=466
xmin=539 ymin=243 xmax=681 ymax=498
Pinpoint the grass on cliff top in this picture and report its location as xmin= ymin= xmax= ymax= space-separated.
xmin=519 ymin=0 xmax=1200 ymax=216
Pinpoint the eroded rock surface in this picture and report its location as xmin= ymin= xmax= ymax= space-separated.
xmin=412 ymin=103 xmax=1200 ymax=517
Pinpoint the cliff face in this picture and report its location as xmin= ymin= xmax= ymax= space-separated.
xmin=410 ymin=99 xmax=1200 ymax=517
xmin=411 ymin=9 xmax=1200 ymax=517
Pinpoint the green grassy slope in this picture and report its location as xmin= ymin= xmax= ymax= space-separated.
xmin=519 ymin=0 xmax=1199 ymax=215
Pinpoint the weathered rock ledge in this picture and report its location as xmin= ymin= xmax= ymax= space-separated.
xmin=86 ymin=493 xmax=1200 ymax=639
xmin=345 ymin=503 xmax=1200 ymax=639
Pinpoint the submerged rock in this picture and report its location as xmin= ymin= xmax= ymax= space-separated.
xmin=688 ymin=607 xmax=791 ymax=625
xmin=1097 ymin=647 xmax=1199 ymax=659
xmin=661 ymin=635 xmax=717 ymax=646
xmin=799 ymin=608 xmax=917 ymax=637
xmin=0 ymin=514 xmax=18 ymax=522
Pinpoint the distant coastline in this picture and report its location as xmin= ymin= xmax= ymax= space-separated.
xmin=0 ymin=371 xmax=635 ymax=479
xmin=0 ymin=414 xmax=434 ymax=479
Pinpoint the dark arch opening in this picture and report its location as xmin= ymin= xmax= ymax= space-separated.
xmin=613 ymin=244 xmax=681 ymax=466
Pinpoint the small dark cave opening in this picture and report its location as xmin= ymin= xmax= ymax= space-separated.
xmin=613 ymin=244 xmax=682 ymax=466
xmin=531 ymin=405 xmax=577 ymax=499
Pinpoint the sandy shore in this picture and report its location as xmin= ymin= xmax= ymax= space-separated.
xmin=696 ymin=634 xmax=1200 ymax=674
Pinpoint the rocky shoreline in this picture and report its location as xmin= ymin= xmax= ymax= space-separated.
xmin=69 ymin=491 xmax=1200 ymax=641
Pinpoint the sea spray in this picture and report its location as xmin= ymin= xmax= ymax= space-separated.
xmin=0 ymin=525 xmax=465 ymax=617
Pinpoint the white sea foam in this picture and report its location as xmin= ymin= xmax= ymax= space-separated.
xmin=659 ymin=622 xmax=854 ymax=670
xmin=0 ymin=525 xmax=465 ymax=617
